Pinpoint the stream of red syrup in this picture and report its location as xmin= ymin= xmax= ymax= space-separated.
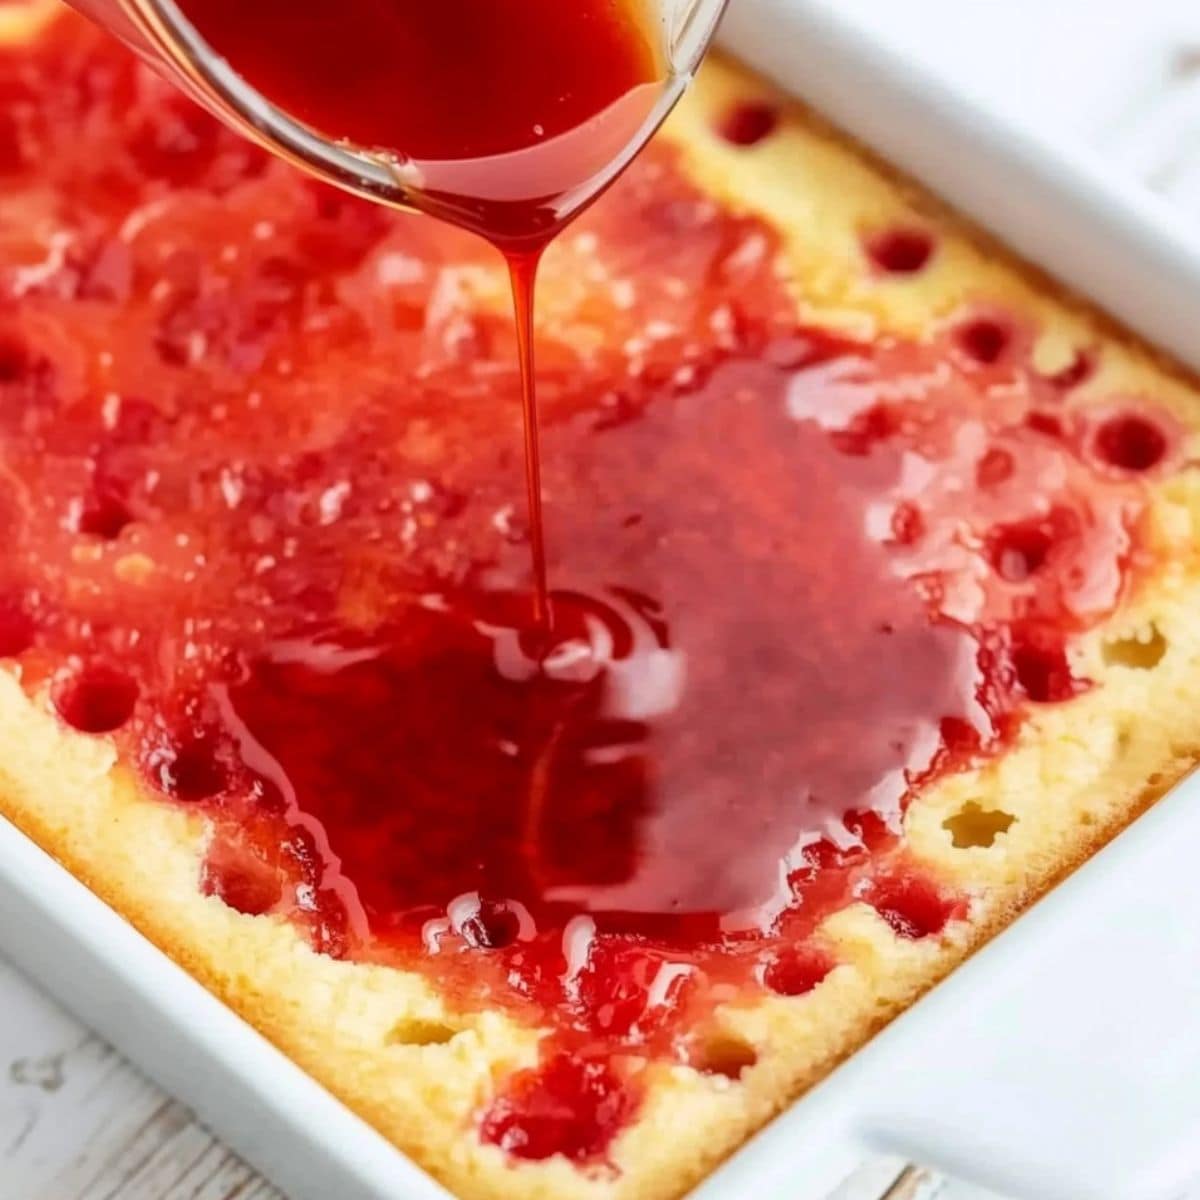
xmin=0 ymin=11 xmax=1180 ymax=1168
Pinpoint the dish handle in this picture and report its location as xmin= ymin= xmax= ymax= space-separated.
xmin=857 ymin=773 xmax=1200 ymax=1200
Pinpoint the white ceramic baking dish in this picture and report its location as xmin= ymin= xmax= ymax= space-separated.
xmin=5 ymin=2 xmax=1200 ymax=1198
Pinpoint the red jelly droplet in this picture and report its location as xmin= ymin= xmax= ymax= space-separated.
xmin=1094 ymin=413 xmax=1167 ymax=473
xmin=53 ymin=663 xmax=139 ymax=733
xmin=761 ymin=946 xmax=833 ymax=996
xmin=956 ymin=317 xmax=1011 ymax=366
xmin=716 ymin=101 xmax=780 ymax=147
xmin=864 ymin=228 xmax=935 ymax=275
xmin=481 ymin=1054 xmax=636 ymax=1164
xmin=867 ymin=873 xmax=957 ymax=940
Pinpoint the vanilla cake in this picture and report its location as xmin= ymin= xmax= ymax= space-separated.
xmin=2 ymin=7 xmax=1200 ymax=1200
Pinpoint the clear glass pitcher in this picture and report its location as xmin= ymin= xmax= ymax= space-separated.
xmin=62 ymin=0 xmax=730 ymax=237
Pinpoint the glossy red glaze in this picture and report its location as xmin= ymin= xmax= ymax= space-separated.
xmin=1 ymin=14 xmax=1174 ymax=1165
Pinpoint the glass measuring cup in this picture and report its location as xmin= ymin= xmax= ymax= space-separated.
xmin=63 ymin=0 xmax=730 ymax=244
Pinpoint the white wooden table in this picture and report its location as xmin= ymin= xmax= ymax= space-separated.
xmin=3 ymin=2 xmax=1200 ymax=1197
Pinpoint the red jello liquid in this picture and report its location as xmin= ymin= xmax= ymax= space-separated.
xmin=177 ymin=0 xmax=661 ymax=242
xmin=1 ymin=15 xmax=1177 ymax=1166
xmin=182 ymin=0 xmax=656 ymax=156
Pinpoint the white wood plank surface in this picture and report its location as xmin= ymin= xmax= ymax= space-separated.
xmin=0 ymin=959 xmax=280 ymax=1200
xmin=3 ymin=2 xmax=1199 ymax=1198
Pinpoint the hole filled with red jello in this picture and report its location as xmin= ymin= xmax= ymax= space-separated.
xmin=0 ymin=14 xmax=1174 ymax=1164
xmin=1010 ymin=625 xmax=1085 ymax=704
xmin=761 ymin=946 xmax=833 ymax=997
xmin=991 ymin=523 xmax=1053 ymax=581
xmin=864 ymin=227 xmax=935 ymax=275
xmin=144 ymin=727 xmax=228 ymax=802
xmin=716 ymin=100 xmax=780 ymax=146
xmin=865 ymin=871 xmax=961 ymax=940
xmin=481 ymin=1053 xmax=636 ymax=1164
xmin=53 ymin=662 xmax=138 ymax=734
xmin=987 ymin=508 xmax=1079 ymax=584
xmin=200 ymin=829 xmax=285 ymax=917
xmin=1093 ymin=412 xmax=1168 ymax=473
xmin=956 ymin=316 xmax=1013 ymax=365
xmin=74 ymin=490 xmax=133 ymax=540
